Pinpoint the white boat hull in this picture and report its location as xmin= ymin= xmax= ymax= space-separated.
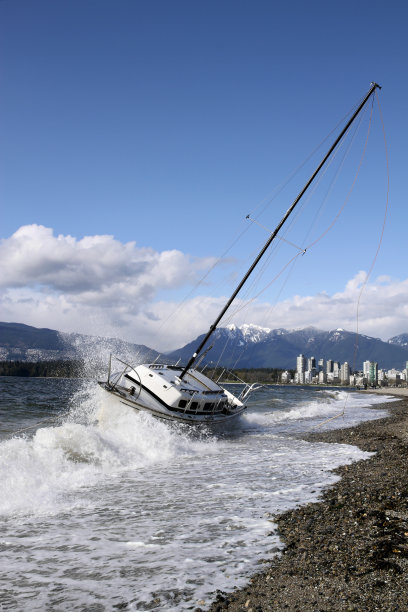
xmin=98 ymin=359 xmax=247 ymax=426
xmin=99 ymin=382 xmax=245 ymax=424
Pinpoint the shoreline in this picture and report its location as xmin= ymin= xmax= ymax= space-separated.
xmin=207 ymin=395 xmax=408 ymax=611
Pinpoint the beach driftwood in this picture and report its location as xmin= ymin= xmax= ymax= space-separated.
xmin=208 ymin=396 xmax=408 ymax=612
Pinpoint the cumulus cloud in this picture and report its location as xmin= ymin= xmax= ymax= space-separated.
xmin=0 ymin=224 xmax=216 ymax=303
xmin=0 ymin=225 xmax=407 ymax=351
xmin=230 ymin=272 xmax=408 ymax=343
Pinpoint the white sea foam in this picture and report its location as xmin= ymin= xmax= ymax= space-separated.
xmin=0 ymin=383 xmax=388 ymax=610
xmin=244 ymin=389 xmax=395 ymax=431
xmin=0 ymin=386 xmax=216 ymax=517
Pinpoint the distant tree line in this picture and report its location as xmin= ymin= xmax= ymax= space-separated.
xmin=204 ymin=367 xmax=295 ymax=384
xmin=0 ymin=360 xmax=84 ymax=378
xmin=0 ymin=361 xmax=294 ymax=383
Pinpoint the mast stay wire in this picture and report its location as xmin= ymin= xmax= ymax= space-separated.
xmin=352 ymin=89 xmax=390 ymax=374
xmin=217 ymin=101 xmax=369 ymax=323
xmin=177 ymin=85 xmax=381 ymax=381
xmin=151 ymin=95 xmax=371 ymax=340
xmin=218 ymin=99 xmax=376 ymax=369
xmin=220 ymin=108 xmax=370 ymax=328
xmin=296 ymin=107 xmax=369 ymax=252
xmin=268 ymin=104 xmax=369 ymax=256
xmin=223 ymin=100 xmax=370 ymax=313
xmin=305 ymin=99 xmax=374 ymax=252
xmin=311 ymin=92 xmax=388 ymax=430
xmin=247 ymin=91 xmax=370 ymax=224
xmin=241 ymin=107 xmax=369 ymax=302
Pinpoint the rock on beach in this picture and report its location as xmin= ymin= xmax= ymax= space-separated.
xmin=208 ymin=392 xmax=408 ymax=612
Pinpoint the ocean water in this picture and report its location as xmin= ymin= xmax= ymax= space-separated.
xmin=0 ymin=377 xmax=397 ymax=611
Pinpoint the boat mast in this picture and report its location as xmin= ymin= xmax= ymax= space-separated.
xmin=179 ymin=82 xmax=381 ymax=380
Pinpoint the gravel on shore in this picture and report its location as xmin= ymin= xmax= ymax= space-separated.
xmin=206 ymin=397 xmax=408 ymax=612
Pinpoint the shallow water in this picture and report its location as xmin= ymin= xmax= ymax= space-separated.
xmin=0 ymin=378 xmax=396 ymax=610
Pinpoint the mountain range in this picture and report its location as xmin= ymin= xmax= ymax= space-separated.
xmin=1 ymin=321 xmax=408 ymax=371
xmin=0 ymin=322 xmax=160 ymax=369
xmin=168 ymin=324 xmax=408 ymax=371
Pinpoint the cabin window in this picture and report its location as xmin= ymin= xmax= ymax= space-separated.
xmin=204 ymin=403 xmax=214 ymax=411
xmin=190 ymin=402 xmax=198 ymax=410
xmin=178 ymin=400 xmax=187 ymax=408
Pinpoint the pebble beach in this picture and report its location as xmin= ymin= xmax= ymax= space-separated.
xmin=208 ymin=391 xmax=408 ymax=612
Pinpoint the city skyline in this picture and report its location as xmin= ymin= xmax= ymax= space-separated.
xmin=290 ymin=353 xmax=408 ymax=387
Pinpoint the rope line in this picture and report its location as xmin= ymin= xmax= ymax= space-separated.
xmin=151 ymin=94 xmax=372 ymax=339
xmin=218 ymin=92 xmax=389 ymax=422
xmin=305 ymin=100 xmax=373 ymax=252
xmin=313 ymin=91 xmax=389 ymax=430
xmin=225 ymin=106 xmax=370 ymax=328
xmin=7 ymin=416 xmax=60 ymax=437
xmin=352 ymin=89 xmax=390 ymax=372
xmin=219 ymin=106 xmax=373 ymax=329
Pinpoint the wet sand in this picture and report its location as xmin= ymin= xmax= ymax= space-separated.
xmin=207 ymin=394 xmax=408 ymax=612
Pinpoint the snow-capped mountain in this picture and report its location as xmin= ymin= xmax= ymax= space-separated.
xmin=168 ymin=324 xmax=408 ymax=370
xmin=2 ymin=321 xmax=408 ymax=371
xmin=388 ymin=334 xmax=408 ymax=349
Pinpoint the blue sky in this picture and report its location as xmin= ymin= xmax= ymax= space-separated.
xmin=1 ymin=0 xmax=407 ymax=350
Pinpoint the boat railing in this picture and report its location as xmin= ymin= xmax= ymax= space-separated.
xmin=106 ymin=354 xmax=141 ymax=392
xmin=184 ymin=390 xmax=199 ymax=414
xmin=239 ymin=382 xmax=264 ymax=401
xmin=182 ymin=391 xmax=227 ymax=415
xmin=214 ymin=367 xmax=262 ymax=401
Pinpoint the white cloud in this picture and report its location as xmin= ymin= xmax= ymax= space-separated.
xmin=231 ymin=272 xmax=408 ymax=342
xmin=0 ymin=223 xmax=216 ymax=302
xmin=0 ymin=225 xmax=407 ymax=351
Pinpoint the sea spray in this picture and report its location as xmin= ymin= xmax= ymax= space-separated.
xmin=0 ymin=379 xmax=397 ymax=610
xmin=0 ymin=384 xmax=217 ymax=517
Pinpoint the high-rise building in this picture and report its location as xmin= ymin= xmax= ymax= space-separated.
xmin=318 ymin=358 xmax=325 ymax=372
xmin=340 ymin=362 xmax=350 ymax=384
xmin=297 ymin=354 xmax=306 ymax=375
xmin=333 ymin=361 xmax=341 ymax=379
xmin=363 ymin=360 xmax=371 ymax=378
xmin=326 ymin=360 xmax=333 ymax=374
xmin=308 ymin=356 xmax=316 ymax=370
xmin=367 ymin=362 xmax=378 ymax=385
xmin=378 ymin=369 xmax=387 ymax=385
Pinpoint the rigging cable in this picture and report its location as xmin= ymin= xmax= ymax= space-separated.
xmin=219 ymin=98 xmax=383 ymax=385
xmin=223 ymin=99 xmax=374 ymax=327
xmin=313 ymin=90 xmax=389 ymax=429
xmin=248 ymin=92 xmax=370 ymax=222
xmin=352 ymin=89 xmax=390 ymax=373
xmin=150 ymin=96 xmax=372 ymax=342
xmin=6 ymin=416 xmax=61 ymax=437
xmin=222 ymin=105 xmax=370 ymax=329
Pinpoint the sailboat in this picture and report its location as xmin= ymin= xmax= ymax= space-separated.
xmin=99 ymin=82 xmax=382 ymax=425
